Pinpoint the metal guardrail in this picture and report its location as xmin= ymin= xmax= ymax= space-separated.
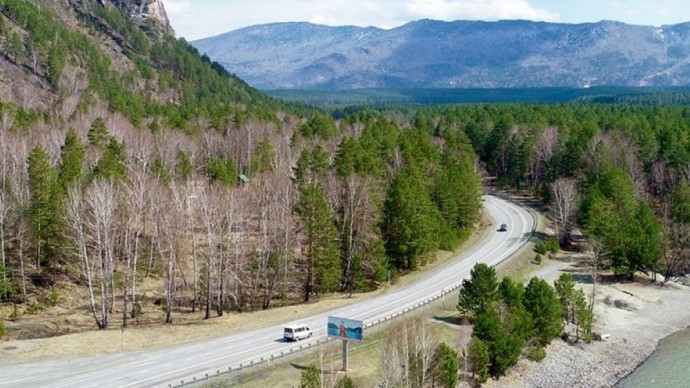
xmin=168 ymin=194 xmax=538 ymax=387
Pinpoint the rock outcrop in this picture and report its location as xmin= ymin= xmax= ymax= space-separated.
xmin=107 ymin=0 xmax=174 ymax=35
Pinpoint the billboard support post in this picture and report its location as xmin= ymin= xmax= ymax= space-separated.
xmin=342 ymin=339 xmax=349 ymax=371
xmin=327 ymin=315 xmax=362 ymax=372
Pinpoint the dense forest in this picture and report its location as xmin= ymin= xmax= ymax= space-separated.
xmin=419 ymin=103 xmax=690 ymax=281
xmin=267 ymin=86 xmax=690 ymax=107
xmin=0 ymin=0 xmax=483 ymax=330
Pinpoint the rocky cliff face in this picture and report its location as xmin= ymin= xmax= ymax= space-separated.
xmin=107 ymin=0 xmax=173 ymax=35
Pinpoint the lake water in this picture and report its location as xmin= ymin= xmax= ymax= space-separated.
xmin=617 ymin=327 xmax=690 ymax=387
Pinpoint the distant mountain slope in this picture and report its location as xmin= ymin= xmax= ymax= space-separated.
xmin=192 ymin=19 xmax=690 ymax=89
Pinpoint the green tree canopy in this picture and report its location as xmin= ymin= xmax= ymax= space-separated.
xmin=383 ymin=167 xmax=442 ymax=270
xmin=27 ymin=146 xmax=61 ymax=267
xmin=296 ymin=183 xmax=340 ymax=301
xmin=58 ymin=130 xmax=85 ymax=190
xmin=468 ymin=336 xmax=490 ymax=383
xmin=92 ymin=138 xmax=127 ymax=181
xmin=87 ymin=117 xmax=111 ymax=149
xmin=433 ymin=342 xmax=459 ymax=388
xmin=523 ymin=277 xmax=563 ymax=346
xmin=671 ymin=180 xmax=690 ymax=223
xmin=299 ymin=364 xmax=321 ymax=388
xmin=250 ymin=137 xmax=276 ymax=175
xmin=458 ymin=263 xmax=499 ymax=316
xmin=473 ymin=308 xmax=522 ymax=377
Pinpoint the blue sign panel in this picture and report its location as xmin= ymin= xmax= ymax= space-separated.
xmin=327 ymin=316 xmax=364 ymax=342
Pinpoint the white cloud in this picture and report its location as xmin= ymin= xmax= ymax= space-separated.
xmin=160 ymin=0 xmax=190 ymax=15
xmin=404 ymin=0 xmax=558 ymax=22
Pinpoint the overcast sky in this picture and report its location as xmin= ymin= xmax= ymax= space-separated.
xmin=161 ymin=0 xmax=690 ymax=41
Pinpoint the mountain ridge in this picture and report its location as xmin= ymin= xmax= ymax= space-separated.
xmin=192 ymin=19 xmax=690 ymax=89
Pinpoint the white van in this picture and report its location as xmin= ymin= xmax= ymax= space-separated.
xmin=283 ymin=324 xmax=312 ymax=341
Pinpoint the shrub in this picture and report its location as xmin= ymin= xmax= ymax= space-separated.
xmin=8 ymin=303 xmax=22 ymax=321
xmin=535 ymin=238 xmax=560 ymax=255
xmin=337 ymin=376 xmax=355 ymax=388
xmin=45 ymin=288 xmax=59 ymax=307
xmin=0 ymin=320 xmax=6 ymax=339
xmin=534 ymin=254 xmax=543 ymax=265
xmin=26 ymin=302 xmax=43 ymax=314
xmin=527 ymin=345 xmax=546 ymax=362
xmin=299 ymin=364 xmax=321 ymax=388
xmin=131 ymin=301 xmax=142 ymax=318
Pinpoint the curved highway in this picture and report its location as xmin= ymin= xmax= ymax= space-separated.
xmin=0 ymin=194 xmax=536 ymax=387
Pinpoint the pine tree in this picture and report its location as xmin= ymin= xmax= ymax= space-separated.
xmin=204 ymin=157 xmax=236 ymax=186
xmin=151 ymin=157 xmax=170 ymax=185
xmin=458 ymin=263 xmax=499 ymax=316
xmin=296 ymin=183 xmax=339 ymax=302
xmin=250 ymin=137 xmax=276 ymax=175
xmin=574 ymin=288 xmax=593 ymax=342
xmin=383 ymin=168 xmax=442 ymax=270
xmin=175 ymin=150 xmax=194 ymax=181
xmin=434 ymin=149 xmax=481 ymax=235
xmin=473 ymin=309 xmax=521 ymax=377
xmin=27 ymin=147 xmax=61 ymax=268
xmin=554 ymin=273 xmax=576 ymax=323
xmin=58 ymin=130 xmax=86 ymax=190
xmin=468 ymin=336 xmax=489 ymax=383
xmin=92 ymin=138 xmax=127 ymax=181
xmin=87 ymin=117 xmax=111 ymax=149
xmin=433 ymin=342 xmax=459 ymax=388
xmin=499 ymin=277 xmax=524 ymax=308
xmin=524 ymin=277 xmax=563 ymax=346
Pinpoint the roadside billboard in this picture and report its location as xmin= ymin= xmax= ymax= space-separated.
xmin=327 ymin=316 xmax=363 ymax=342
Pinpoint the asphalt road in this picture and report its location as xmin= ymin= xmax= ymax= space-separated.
xmin=0 ymin=194 xmax=536 ymax=388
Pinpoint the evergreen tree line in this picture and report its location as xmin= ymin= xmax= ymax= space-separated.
xmin=461 ymin=264 xmax=592 ymax=383
xmin=412 ymin=103 xmax=690 ymax=280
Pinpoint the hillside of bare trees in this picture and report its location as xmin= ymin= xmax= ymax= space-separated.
xmin=0 ymin=1 xmax=486 ymax=337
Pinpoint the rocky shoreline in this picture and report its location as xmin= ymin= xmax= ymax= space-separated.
xmin=486 ymin=277 xmax=690 ymax=388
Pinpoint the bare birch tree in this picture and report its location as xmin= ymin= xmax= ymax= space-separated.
xmin=377 ymin=316 xmax=438 ymax=387
xmin=226 ymin=190 xmax=249 ymax=313
xmin=9 ymin=162 xmax=29 ymax=301
xmin=274 ymin=173 xmax=297 ymax=305
xmin=120 ymin=167 xmax=150 ymax=326
xmin=0 ymin=189 xmax=9 ymax=302
xmin=664 ymin=220 xmax=690 ymax=283
xmin=550 ymin=177 xmax=579 ymax=245
xmin=65 ymin=185 xmax=102 ymax=328
xmin=84 ymin=179 xmax=118 ymax=329
xmin=157 ymin=183 xmax=186 ymax=324
xmin=533 ymin=125 xmax=559 ymax=188
xmin=586 ymin=238 xmax=610 ymax=317
xmin=197 ymin=183 xmax=226 ymax=319
xmin=251 ymin=172 xmax=285 ymax=310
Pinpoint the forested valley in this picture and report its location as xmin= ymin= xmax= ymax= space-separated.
xmin=0 ymin=0 xmax=689 ymax=361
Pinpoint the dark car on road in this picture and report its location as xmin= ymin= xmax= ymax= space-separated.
xmin=499 ymin=223 xmax=508 ymax=232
